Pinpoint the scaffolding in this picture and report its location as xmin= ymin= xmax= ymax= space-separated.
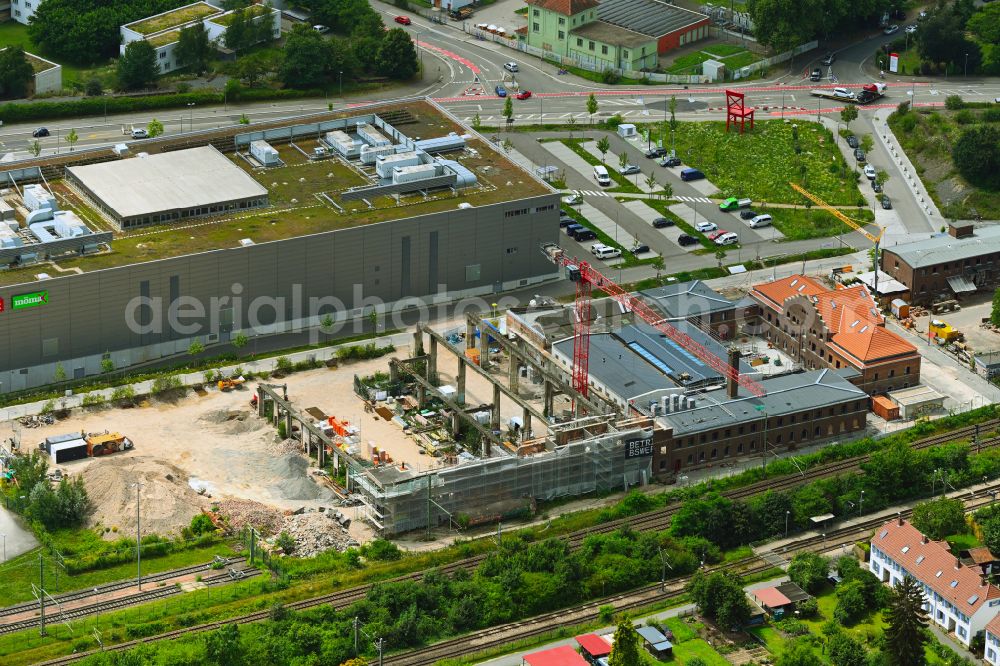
xmin=351 ymin=425 xmax=652 ymax=535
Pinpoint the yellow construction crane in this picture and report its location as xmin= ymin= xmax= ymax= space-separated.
xmin=788 ymin=181 xmax=886 ymax=291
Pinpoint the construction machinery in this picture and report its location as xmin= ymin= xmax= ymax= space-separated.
xmin=85 ymin=432 xmax=134 ymax=456
xmin=540 ymin=243 xmax=766 ymax=405
xmin=789 ymin=182 xmax=885 ymax=291
xmin=218 ymin=375 xmax=246 ymax=391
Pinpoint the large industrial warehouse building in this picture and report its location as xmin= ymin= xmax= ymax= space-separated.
xmin=67 ymin=146 xmax=269 ymax=229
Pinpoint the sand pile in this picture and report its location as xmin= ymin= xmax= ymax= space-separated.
xmin=198 ymin=408 xmax=264 ymax=436
xmin=83 ymin=456 xmax=209 ymax=538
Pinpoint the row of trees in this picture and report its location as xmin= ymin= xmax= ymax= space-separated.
xmin=669 ymin=440 xmax=1000 ymax=552
xmin=746 ymin=0 xmax=901 ymax=53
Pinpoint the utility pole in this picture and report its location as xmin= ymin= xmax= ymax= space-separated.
xmin=132 ymin=482 xmax=144 ymax=590
xmin=376 ymin=637 xmax=385 ymax=666
xmin=354 ymin=616 xmax=360 ymax=655
xmin=38 ymin=554 xmax=46 ymax=636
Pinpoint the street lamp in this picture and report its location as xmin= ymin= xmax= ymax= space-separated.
xmin=132 ymin=482 xmax=144 ymax=590
xmin=964 ymin=53 xmax=968 ymax=78
xmin=339 ymin=71 xmax=343 ymax=97
xmin=859 ymin=489 xmax=864 ymax=516
xmin=785 ymin=510 xmax=790 ymax=537
xmin=187 ymin=102 xmax=195 ymax=132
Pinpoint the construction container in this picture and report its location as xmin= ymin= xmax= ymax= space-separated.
xmin=928 ymin=319 xmax=959 ymax=342
xmin=250 ymin=140 xmax=280 ymax=166
xmin=464 ymin=347 xmax=481 ymax=365
xmin=891 ymin=298 xmax=909 ymax=319
xmin=39 ymin=432 xmax=83 ymax=453
xmin=50 ymin=439 xmax=88 ymax=464
xmin=871 ymin=395 xmax=899 ymax=421
xmin=376 ymin=151 xmax=423 ymax=179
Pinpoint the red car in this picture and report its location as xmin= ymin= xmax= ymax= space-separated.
xmin=394 ymin=15 xmax=411 ymax=25
xmin=515 ymin=90 xmax=532 ymax=100
xmin=707 ymin=229 xmax=728 ymax=241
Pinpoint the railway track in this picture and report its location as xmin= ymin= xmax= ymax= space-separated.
xmin=0 ymin=556 xmax=248 ymax=621
xmin=0 ymin=566 xmax=260 ymax=635
xmin=30 ymin=417 xmax=1000 ymax=665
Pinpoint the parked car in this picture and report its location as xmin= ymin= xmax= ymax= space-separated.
xmin=515 ymin=90 xmax=532 ymax=100
xmin=565 ymin=223 xmax=584 ymax=235
xmin=707 ymin=229 xmax=727 ymax=241
xmin=905 ymin=24 xmax=917 ymax=34
xmin=573 ymin=228 xmax=597 ymax=241
xmin=872 ymin=181 xmax=883 ymax=193
xmin=630 ymin=244 xmax=650 ymax=255
xmin=883 ymin=24 xmax=899 ymax=35
xmin=395 ymin=15 xmax=412 ymax=24
xmin=740 ymin=209 xmax=758 ymax=220
xmin=677 ymin=234 xmax=698 ymax=246
xmin=695 ymin=220 xmax=717 ymax=232
xmin=864 ymin=164 xmax=877 ymax=179
xmin=131 ymin=128 xmax=148 ymax=139
xmin=854 ymin=148 xmax=866 ymax=163
xmin=559 ymin=217 xmax=574 ymax=228
xmin=495 ymin=85 xmax=507 ymax=97
xmin=503 ymin=62 xmax=519 ymax=73
xmin=846 ymin=135 xmax=859 ymax=148
xmin=918 ymin=10 xmax=928 ymax=20
xmin=749 ymin=214 xmax=772 ymax=229
xmin=680 ymin=168 xmax=705 ymax=181
xmin=562 ymin=194 xmax=582 ymax=206
xmin=714 ymin=232 xmax=739 ymax=245
xmin=659 ymin=156 xmax=681 ymax=167
xmin=652 ymin=217 xmax=674 ymax=228
xmin=881 ymin=195 xmax=892 ymax=209
xmin=810 ymin=68 xmax=822 ymax=82
xmin=720 ymin=197 xmax=740 ymax=211
xmin=593 ymin=245 xmax=621 ymax=260
xmin=32 ymin=127 xmax=50 ymax=138
xmin=313 ymin=24 xmax=330 ymax=33
xmin=621 ymin=164 xmax=641 ymax=175
xmin=590 ymin=242 xmax=610 ymax=255
xmin=645 ymin=147 xmax=668 ymax=158
xmin=821 ymin=52 xmax=836 ymax=66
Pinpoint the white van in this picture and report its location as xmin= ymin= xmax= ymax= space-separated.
xmin=714 ymin=232 xmax=739 ymax=245
xmin=593 ymin=245 xmax=622 ymax=260
xmin=749 ymin=214 xmax=773 ymax=229
xmin=594 ymin=165 xmax=611 ymax=186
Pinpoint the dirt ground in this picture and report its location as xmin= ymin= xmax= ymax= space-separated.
xmin=909 ymin=293 xmax=1000 ymax=355
xmin=15 ymin=335 xmax=563 ymax=544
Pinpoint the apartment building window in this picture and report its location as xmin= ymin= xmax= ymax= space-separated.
xmin=711 ymin=448 xmax=717 ymax=458
xmin=576 ymin=38 xmax=583 ymax=46
xmin=558 ymin=30 xmax=565 ymax=39
xmin=623 ymin=49 xmax=629 ymax=59
xmin=533 ymin=22 xmax=540 ymax=31
xmin=588 ymin=41 xmax=595 ymax=50
xmin=533 ymin=9 xmax=539 ymax=15
xmin=905 ymin=366 xmax=911 ymax=374
xmin=601 ymin=45 xmax=608 ymax=54
xmin=160 ymin=51 xmax=167 ymax=58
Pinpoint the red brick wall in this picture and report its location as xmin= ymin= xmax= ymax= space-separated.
xmin=657 ymin=18 xmax=711 ymax=54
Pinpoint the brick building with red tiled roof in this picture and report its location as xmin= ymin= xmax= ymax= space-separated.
xmin=749 ymin=275 xmax=920 ymax=394
xmin=870 ymin=517 xmax=1000 ymax=649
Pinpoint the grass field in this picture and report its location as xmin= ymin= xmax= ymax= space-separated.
xmin=761 ymin=206 xmax=876 ymax=241
xmin=648 ymin=120 xmax=861 ymax=205
xmin=666 ymin=44 xmax=762 ymax=75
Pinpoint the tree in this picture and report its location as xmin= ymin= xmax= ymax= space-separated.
xmin=176 ymin=23 xmax=211 ymax=74
xmin=952 ymin=124 xmax=1000 ymax=190
xmin=503 ymin=96 xmax=514 ymax=124
xmin=54 ymin=362 xmax=67 ymax=382
xmin=281 ymin=24 xmax=333 ymax=88
xmin=645 ymin=174 xmax=658 ymax=199
xmin=188 ymin=339 xmax=205 ymax=357
xmin=715 ymin=249 xmax=726 ymax=267
xmin=146 ymin=118 xmax=164 ymax=138
xmin=840 ymin=104 xmax=858 ymax=131
xmin=668 ymin=95 xmax=677 ymax=153
xmin=232 ymin=332 xmax=249 ymax=350
xmin=0 ymin=47 xmax=35 ymax=99
xmin=618 ymin=151 xmax=629 ymax=174
xmin=875 ymin=169 xmax=889 ymax=191
xmin=471 ymin=113 xmax=482 ymax=131
xmin=884 ymin=576 xmax=928 ymax=666
xmin=652 ymin=256 xmax=665 ymax=278
xmin=66 ymin=128 xmax=78 ymax=151
xmin=993 ymin=288 xmax=1000 ymax=327
xmin=223 ymin=7 xmax=256 ymax=54
xmin=117 ymin=41 xmax=159 ymax=91
xmin=787 ymin=552 xmax=829 ymax=594
xmin=596 ymin=136 xmax=611 ymax=164
xmin=688 ymin=570 xmax=751 ymax=630
xmin=860 ymin=134 xmax=874 ymax=155
xmin=84 ymin=78 xmax=102 ymax=96
xmin=776 ymin=638 xmax=817 ymax=666
xmin=910 ymin=497 xmax=966 ymax=540
xmin=235 ymin=51 xmax=272 ymax=87
xmin=828 ymin=632 xmax=867 ymax=666
xmin=586 ymin=93 xmax=598 ymax=125
xmin=376 ymin=28 xmax=418 ymax=80
xmin=190 ymin=512 xmax=215 ymax=535
xmin=834 ymin=579 xmax=869 ymax=625
xmin=746 ymin=0 xmax=818 ymax=53
xmin=29 ymin=140 xmax=42 ymax=158
xmin=967 ymin=3 xmax=1000 ymax=45
xmin=918 ymin=11 xmax=981 ymax=73
xmin=100 ymin=357 xmax=114 ymax=373
xmin=607 ymin=618 xmax=641 ymax=666
xmin=204 ymin=623 xmax=244 ymax=666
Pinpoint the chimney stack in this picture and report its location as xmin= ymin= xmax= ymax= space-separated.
xmin=982 ymin=575 xmax=988 ymax=587
xmin=897 ymin=513 xmax=904 ymax=526
xmin=727 ymin=347 xmax=740 ymax=399
xmin=922 ymin=535 xmax=929 ymax=544
xmin=956 ymin=557 xmax=963 ymax=569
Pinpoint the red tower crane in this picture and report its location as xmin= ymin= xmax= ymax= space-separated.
xmin=543 ymin=244 xmax=766 ymax=400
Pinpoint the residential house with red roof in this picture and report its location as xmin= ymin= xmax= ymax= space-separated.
xmin=870 ymin=517 xmax=1000 ymax=648
xmin=985 ymin=613 xmax=1000 ymax=664
xmin=749 ymin=274 xmax=920 ymax=394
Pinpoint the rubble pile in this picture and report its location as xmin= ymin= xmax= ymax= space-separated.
xmin=216 ymin=498 xmax=284 ymax=535
xmin=266 ymin=437 xmax=304 ymax=456
xmin=276 ymin=509 xmax=359 ymax=557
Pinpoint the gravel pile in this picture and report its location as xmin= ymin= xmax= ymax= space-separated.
xmin=266 ymin=454 xmax=334 ymax=501
xmin=216 ymin=498 xmax=284 ymax=535
xmin=275 ymin=510 xmax=359 ymax=557
xmin=266 ymin=437 xmax=304 ymax=456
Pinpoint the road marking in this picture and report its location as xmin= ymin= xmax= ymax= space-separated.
xmin=572 ymin=189 xmax=611 ymax=197
xmin=673 ymin=195 xmax=712 ymax=203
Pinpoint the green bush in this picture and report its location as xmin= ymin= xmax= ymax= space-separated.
xmin=945 ymin=95 xmax=965 ymax=110
xmin=363 ymin=538 xmax=403 ymax=561
xmin=275 ymin=356 xmax=294 ymax=373
xmin=190 ymin=513 xmax=216 ymax=535
xmin=110 ymin=385 xmax=136 ymax=405
xmin=151 ymin=374 xmax=183 ymax=394
xmin=81 ymin=393 xmax=107 ymax=408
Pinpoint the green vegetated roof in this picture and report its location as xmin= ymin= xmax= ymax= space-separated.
xmin=127 ymin=2 xmax=222 ymax=35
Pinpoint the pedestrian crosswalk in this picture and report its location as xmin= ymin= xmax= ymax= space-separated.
xmin=572 ymin=189 xmax=611 ymax=197
xmin=673 ymin=195 xmax=713 ymax=203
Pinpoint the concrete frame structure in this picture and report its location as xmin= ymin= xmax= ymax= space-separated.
xmin=871 ymin=517 xmax=1000 ymax=649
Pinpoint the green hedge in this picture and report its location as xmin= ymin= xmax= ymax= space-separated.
xmin=0 ymin=87 xmax=323 ymax=124
xmin=63 ymin=533 xmax=218 ymax=575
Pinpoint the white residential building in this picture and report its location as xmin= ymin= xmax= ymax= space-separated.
xmin=986 ymin=614 xmax=1000 ymax=665
xmin=870 ymin=518 xmax=1000 ymax=649
xmin=120 ymin=1 xmax=280 ymax=74
xmin=10 ymin=0 xmax=43 ymax=26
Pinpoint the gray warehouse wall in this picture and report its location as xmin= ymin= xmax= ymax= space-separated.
xmin=0 ymin=195 xmax=560 ymax=391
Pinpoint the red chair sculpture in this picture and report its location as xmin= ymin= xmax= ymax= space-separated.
xmin=725 ymin=90 xmax=755 ymax=134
